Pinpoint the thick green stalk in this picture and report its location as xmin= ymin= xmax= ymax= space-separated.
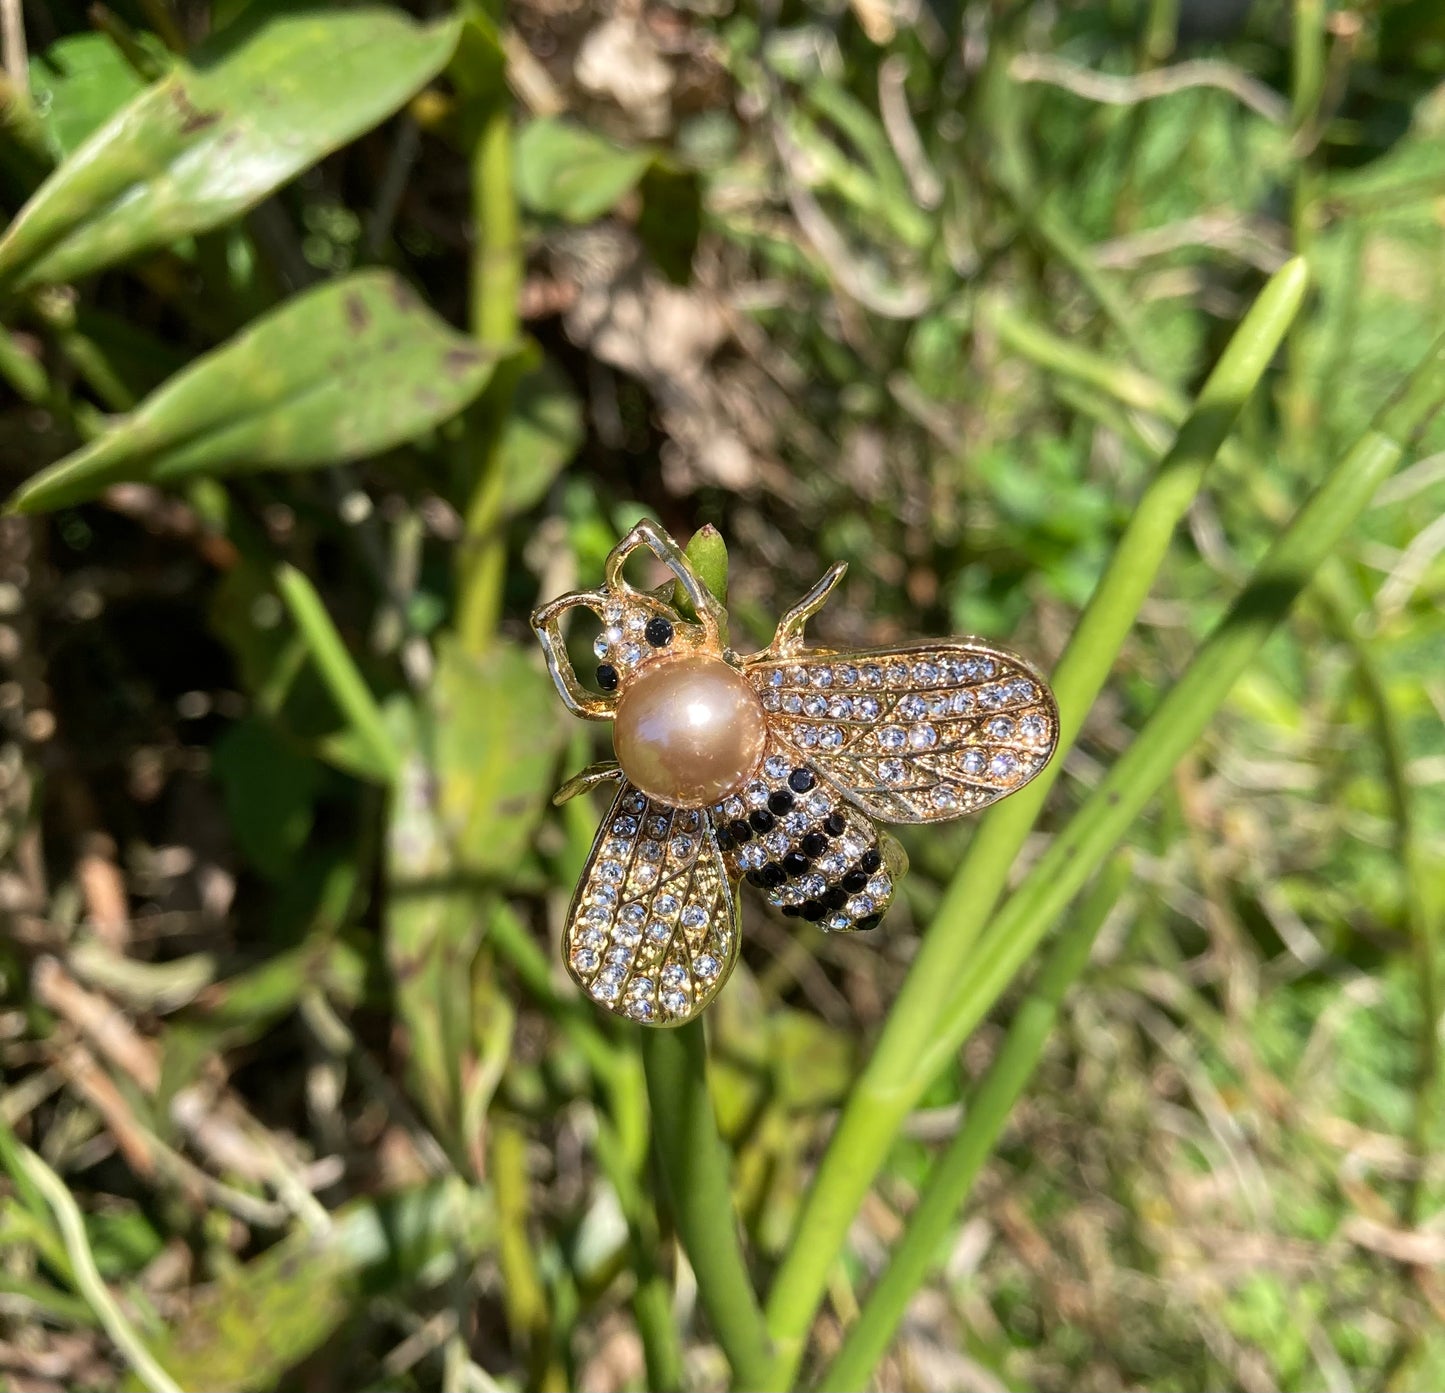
xmin=817 ymin=854 xmax=1131 ymax=1392
xmin=641 ymin=1023 xmax=773 ymax=1391
xmin=454 ymin=95 xmax=521 ymax=657
xmin=762 ymin=258 xmax=1310 ymax=1383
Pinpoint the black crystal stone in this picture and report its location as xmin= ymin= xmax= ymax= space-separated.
xmin=644 ymin=615 xmax=673 ymax=648
xmin=767 ymin=789 xmax=795 ymax=815
xmin=855 ymin=913 xmax=883 ymax=931
xmin=782 ymin=851 xmax=810 ymax=878
xmin=801 ymin=831 xmax=828 ymax=859
xmin=859 ymin=848 xmax=882 ymax=874
xmin=788 ymin=768 xmax=816 ymax=793
xmin=823 ymin=811 xmax=846 ymax=837
xmin=800 ymin=899 xmax=825 ymax=922
xmin=596 ymin=663 xmax=619 ymax=691
xmin=822 ymin=886 xmax=847 ymax=911
xmin=729 ymin=820 xmax=753 ymax=844
xmin=842 ymin=869 xmax=868 ymax=893
xmin=715 ymin=825 xmax=733 ymax=851
xmin=782 ymin=902 xmax=802 ymax=918
xmin=746 ymin=868 xmax=765 ymax=887
xmin=760 ymin=862 xmax=786 ymax=889
xmin=749 ymin=808 xmax=775 ymax=833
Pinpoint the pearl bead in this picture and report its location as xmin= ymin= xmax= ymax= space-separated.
xmin=613 ymin=653 xmax=767 ymax=808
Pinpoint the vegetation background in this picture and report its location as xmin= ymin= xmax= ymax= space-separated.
xmin=1 ymin=0 xmax=1443 ymax=1389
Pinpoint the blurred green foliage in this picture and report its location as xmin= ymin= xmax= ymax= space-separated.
xmin=0 ymin=1 xmax=1442 ymax=1391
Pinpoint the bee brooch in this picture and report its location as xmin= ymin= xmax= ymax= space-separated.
xmin=531 ymin=522 xmax=1060 ymax=1026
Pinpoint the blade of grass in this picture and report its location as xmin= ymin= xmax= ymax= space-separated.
xmin=762 ymin=256 xmax=1310 ymax=1383
xmin=276 ymin=563 xmax=402 ymax=784
xmin=641 ymin=1022 xmax=773 ymax=1391
xmin=12 ymin=1139 xmax=182 ymax=1393
xmin=817 ymin=852 xmax=1132 ymax=1391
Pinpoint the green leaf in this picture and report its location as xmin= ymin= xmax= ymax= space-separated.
xmin=386 ymin=638 xmax=563 ymax=1133
xmin=212 ymin=718 xmax=322 ymax=881
xmin=499 ymin=355 xmax=584 ymax=516
xmin=29 ymin=34 xmax=149 ymax=160
xmin=514 ymin=118 xmax=654 ymax=222
xmin=0 ymin=9 xmax=461 ymax=290
xmin=128 ymin=1180 xmax=490 ymax=1393
xmin=8 ymin=270 xmax=496 ymax=514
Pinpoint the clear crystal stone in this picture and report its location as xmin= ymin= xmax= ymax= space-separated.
xmin=800 ymin=694 xmax=825 ymax=717
xmin=764 ymin=755 xmax=791 ymax=780
xmin=654 ymin=893 xmax=679 ymax=917
xmin=625 ymin=612 xmax=647 ymax=633
xmin=681 ymin=904 xmax=707 ymax=928
xmin=611 ymin=815 xmax=638 ymax=837
xmin=670 ymin=836 xmax=695 ymax=859
xmin=800 ymin=873 xmax=827 ymax=898
xmin=723 ymin=797 xmax=745 ymax=818
xmin=603 ymin=601 xmax=623 ymax=622
xmin=618 ymin=642 xmax=642 ymax=664
xmin=879 ymin=726 xmax=907 ymax=750
xmin=820 ymin=852 xmax=846 ymax=876
xmin=646 ymin=815 xmax=669 ymax=837
xmin=639 ymin=840 xmax=662 ymax=862
xmin=590 ymin=884 xmax=618 ymax=906
xmin=623 ymin=790 xmax=647 ymax=812
xmin=745 ymin=781 xmax=769 ymax=807
xmin=1012 ymin=680 xmax=1035 ymax=701
xmin=857 ymin=695 xmax=881 ymax=720
xmin=796 ymin=726 xmax=819 ymax=748
xmin=909 ymin=724 xmax=938 ymax=749
xmin=764 ymin=830 xmax=790 ymax=857
xmin=630 ymin=975 xmax=654 ymax=997
xmin=811 ymin=667 xmax=834 ymax=688
xmin=646 ymin=921 xmax=670 ymax=943
xmin=980 ymin=686 xmax=1004 ymax=709
xmin=763 ymin=692 xmax=781 ymax=711
xmin=897 ymin=694 xmax=927 ymax=720
xmin=662 ymin=989 xmax=689 ymax=1015
xmin=738 ymin=843 xmax=765 ymax=870
xmin=1020 ymin=714 xmax=1047 ymax=740
xmin=594 ymin=975 xmax=621 ymax=1001
xmin=598 ymin=860 xmax=624 ymax=882
xmin=621 ymin=902 xmax=647 ymax=924
xmin=850 ymin=894 xmax=876 ymax=915
xmin=961 ymin=750 xmax=987 ymax=775
xmin=782 ymin=693 xmax=803 ymax=714
xmin=767 ymin=669 xmax=785 ymax=687
xmin=819 ymin=726 xmax=843 ymax=748
xmin=868 ymin=874 xmax=892 ymax=900
xmin=951 ymin=690 xmax=975 ymax=715
xmin=786 ymin=666 xmax=807 ymax=685
xmin=988 ymin=716 xmax=1016 ymax=739
xmin=662 ymin=963 xmax=687 ymax=986
xmin=828 ymin=696 xmax=853 ymax=719
xmin=826 ymin=913 xmax=851 ymax=931
xmin=571 ymin=948 xmax=598 ymax=972
xmin=628 ymin=997 xmax=654 ymax=1021
xmin=861 ymin=664 xmax=884 ymax=688
xmin=784 ymin=810 xmax=810 ymax=835
xmin=677 ymin=809 xmax=700 ymax=831
xmin=914 ymin=661 xmax=939 ymax=684
xmin=695 ymin=953 xmax=719 ymax=979
xmin=606 ymin=945 xmax=631 ymax=966
xmin=880 ymin=759 xmax=907 ymax=783
xmin=933 ymin=784 xmax=960 ymax=810
xmin=616 ymin=922 xmax=641 ymax=947
xmin=593 ymin=634 xmax=611 ymax=659
xmin=583 ymin=905 xmax=610 ymax=925
xmin=837 ymin=666 xmax=859 ymax=687
xmin=841 ymin=832 xmax=868 ymax=857
xmin=578 ymin=926 xmax=606 ymax=949
xmin=990 ymin=752 xmax=1019 ymax=778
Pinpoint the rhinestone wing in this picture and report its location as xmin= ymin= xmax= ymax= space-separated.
xmin=744 ymin=643 xmax=1059 ymax=823
xmin=563 ymin=782 xmax=740 ymax=1024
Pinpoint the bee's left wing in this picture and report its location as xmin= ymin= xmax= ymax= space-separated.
xmin=563 ymin=781 xmax=740 ymax=1025
xmin=744 ymin=642 xmax=1058 ymax=824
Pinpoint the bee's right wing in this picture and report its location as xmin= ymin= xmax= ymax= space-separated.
xmin=563 ymin=782 xmax=739 ymax=1025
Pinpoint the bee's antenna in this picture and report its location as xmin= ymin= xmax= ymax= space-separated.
xmin=769 ymin=562 xmax=848 ymax=654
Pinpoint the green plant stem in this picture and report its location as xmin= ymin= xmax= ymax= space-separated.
xmin=817 ymin=853 xmax=1131 ymax=1392
xmin=640 ymin=1022 xmax=773 ymax=1391
xmin=275 ymin=563 xmax=402 ymax=784
xmin=454 ymin=93 xmax=521 ymax=657
xmin=14 ymin=1142 xmax=182 ymax=1393
xmin=762 ymin=257 xmax=1310 ymax=1385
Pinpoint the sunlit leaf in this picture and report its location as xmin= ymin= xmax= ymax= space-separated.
xmin=0 ymin=9 xmax=461 ymax=289
xmin=514 ymin=117 xmax=653 ymax=222
xmin=7 ymin=270 xmax=497 ymax=514
xmin=29 ymin=33 xmax=150 ymax=159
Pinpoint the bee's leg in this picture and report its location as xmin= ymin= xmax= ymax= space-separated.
xmin=769 ymin=562 xmax=849 ymax=654
xmin=552 ymin=762 xmax=625 ymax=806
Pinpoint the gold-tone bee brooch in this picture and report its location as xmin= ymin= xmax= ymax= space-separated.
xmin=531 ymin=522 xmax=1059 ymax=1026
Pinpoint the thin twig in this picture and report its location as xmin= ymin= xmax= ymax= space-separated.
xmin=1 ymin=0 xmax=26 ymax=87
xmin=1009 ymin=53 xmax=1289 ymax=125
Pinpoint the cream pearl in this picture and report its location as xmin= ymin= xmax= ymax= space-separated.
xmin=613 ymin=653 xmax=767 ymax=808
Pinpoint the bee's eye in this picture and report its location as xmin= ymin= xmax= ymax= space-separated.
xmin=596 ymin=663 xmax=620 ymax=692
xmin=644 ymin=616 xmax=673 ymax=648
